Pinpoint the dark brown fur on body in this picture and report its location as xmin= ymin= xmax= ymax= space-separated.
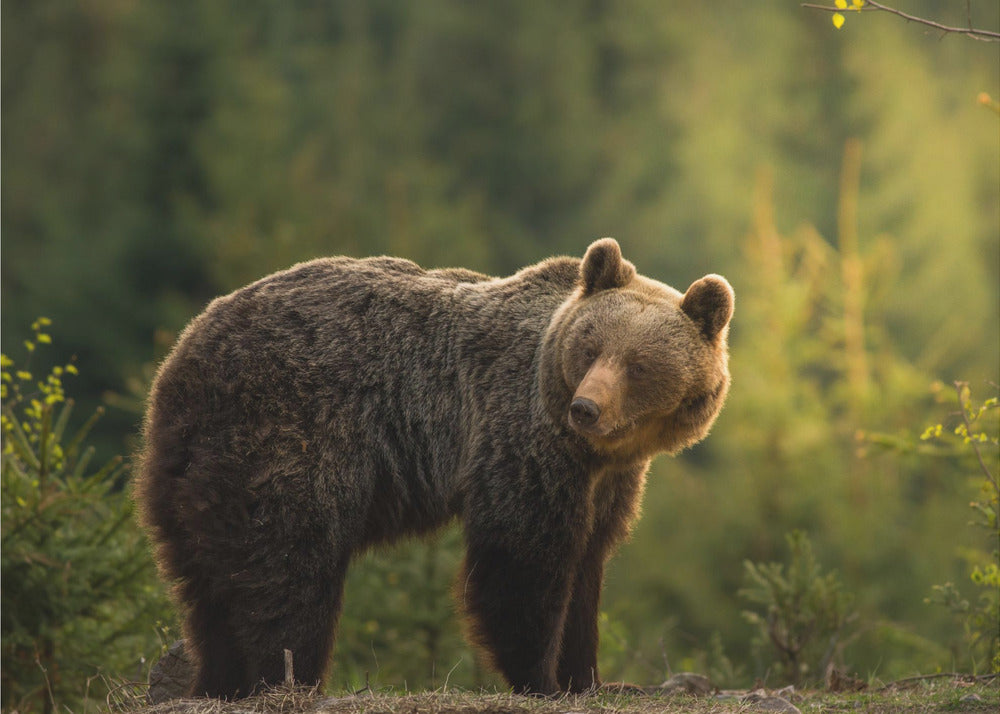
xmin=135 ymin=239 xmax=733 ymax=698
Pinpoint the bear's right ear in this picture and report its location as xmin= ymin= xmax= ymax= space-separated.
xmin=580 ymin=238 xmax=636 ymax=295
xmin=681 ymin=275 xmax=734 ymax=341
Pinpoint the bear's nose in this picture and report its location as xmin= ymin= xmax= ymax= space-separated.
xmin=569 ymin=397 xmax=601 ymax=428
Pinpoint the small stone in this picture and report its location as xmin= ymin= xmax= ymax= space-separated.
xmin=740 ymin=689 xmax=802 ymax=714
xmin=714 ymin=691 xmax=742 ymax=701
xmin=147 ymin=639 xmax=193 ymax=704
xmin=658 ymin=672 xmax=715 ymax=696
xmin=775 ymin=685 xmax=795 ymax=699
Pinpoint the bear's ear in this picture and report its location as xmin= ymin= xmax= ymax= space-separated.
xmin=681 ymin=275 xmax=734 ymax=341
xmin=580 ymin=238 xmax=636 ymax=295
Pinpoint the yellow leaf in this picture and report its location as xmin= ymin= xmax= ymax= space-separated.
xmin=832 ymin=12 xmax=845 ymax=28
xmin=835 ymin=0 xmax=847 ymax=8
xmin=852 ymin=0 xmax=864 ymax=7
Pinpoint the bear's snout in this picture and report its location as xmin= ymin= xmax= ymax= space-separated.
xmin=569 ymin=397 xmax=601 ymax=428
xmin=569 ymin=360 xmax=623 ymax=437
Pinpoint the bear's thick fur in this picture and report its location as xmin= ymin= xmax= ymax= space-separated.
xmin=135 ymin=238 xmax=733 ymax=698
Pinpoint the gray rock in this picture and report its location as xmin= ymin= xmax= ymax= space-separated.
xmin=147 ymin=640 xmax=193 ymax=704
xmin=657 ymin=672 xmax=715 ymax=696
xmin=740 ymin=688 xmax=802 ymax=713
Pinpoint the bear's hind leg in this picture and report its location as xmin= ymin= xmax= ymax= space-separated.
xmin=184 ymin=554 xmax=349 ymax=699
xmin=186 ymin=593 xmax=251 ymax=698
xmin=234 ymin=555 xmax=350 ymax=695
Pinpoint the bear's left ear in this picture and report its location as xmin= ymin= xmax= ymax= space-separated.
xmin=681 ymin=275 xmax=734 ymax=341
xmin=580 ymin=238 xmax=636 ymax=295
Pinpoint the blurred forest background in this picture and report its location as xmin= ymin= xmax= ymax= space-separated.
xmin=2 ymin=0 xmax=998 ymax=710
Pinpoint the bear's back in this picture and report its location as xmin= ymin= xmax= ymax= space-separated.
xmin=141 ymin=253 xmax=584 ymax=548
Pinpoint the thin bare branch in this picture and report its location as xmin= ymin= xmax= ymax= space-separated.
xmin=801 ymin=2 xmax=1000 ymax=41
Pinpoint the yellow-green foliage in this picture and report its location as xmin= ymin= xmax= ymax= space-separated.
xmin=919 ymin=383 xmax=999 ymax=673
xmin=1 ymin=322 xmax=171 ymax=714
xmin=335 ymin=528 xmax=482 ymax=691
xmin=602 ymin=170 xmax=993 ymax=686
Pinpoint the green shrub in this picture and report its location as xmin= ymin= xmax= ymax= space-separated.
xmin=919 ymin=382 xmax=999 ymax=673
xmin=334 ymin=527 xmax=479 ymax=691
xmin=741 ymin=530 xmax=856 ymax=686
xmin=1 ymin=320 xmax=170 ymax=713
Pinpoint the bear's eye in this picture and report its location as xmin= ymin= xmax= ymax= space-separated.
xmin=627 ymin=362 xmax=646 ymax=379
xmin=582 ymin=345 xmax=599 ymax=364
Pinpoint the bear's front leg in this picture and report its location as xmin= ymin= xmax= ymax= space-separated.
xmin=459 ymin=540 xmax=577 ymax=695
xmin=556 ymin=549 xmax=604 ymax=692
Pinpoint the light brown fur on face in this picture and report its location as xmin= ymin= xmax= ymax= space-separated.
xmin=570 ymin=359 xmax=625 ymax=437
xmin=552 ymin=252 xmax=732 ymax=463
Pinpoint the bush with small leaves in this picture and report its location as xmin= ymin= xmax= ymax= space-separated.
xmin=1 ymin=320 xmax=171 ymax=713
xmin=920 ymin=382 xmax=999 ymax=673
xmin=741 ymin=530 xmax=856 ymax=686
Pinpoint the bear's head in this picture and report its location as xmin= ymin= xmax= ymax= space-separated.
xmin=542 ymin=238 xmax=733 ymax=462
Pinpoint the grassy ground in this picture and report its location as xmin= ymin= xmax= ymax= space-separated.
xmin=114 ymin=676 xmax=998 ymax=714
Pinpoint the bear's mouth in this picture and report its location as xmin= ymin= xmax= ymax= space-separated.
xmin=569 ymin=413 xmax=634 ymax=444
xmin=569 ymin=418 xmax=616 ymax=439
xmin=567 ymin=379 xmax=728 ymax=455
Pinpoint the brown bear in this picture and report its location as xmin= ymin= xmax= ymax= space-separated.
xmin=135 ymin=238 xmax=733 ymax=698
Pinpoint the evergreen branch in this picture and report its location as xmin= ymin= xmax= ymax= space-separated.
xmin=801 ymin=2 xmax=1000 ymax=41
xmin=3 ymin=405 xmax=41 ymax=471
